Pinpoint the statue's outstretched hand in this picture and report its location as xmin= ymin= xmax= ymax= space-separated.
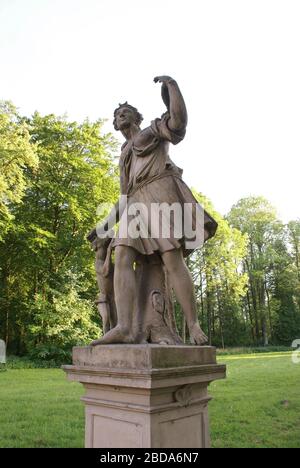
xmin=154 ymin=76 xmax=176 ymax=111
xmin=154 ymin=76 xmax=175 ymax=84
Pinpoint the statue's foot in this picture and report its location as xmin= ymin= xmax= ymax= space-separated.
xmin=189 ymin=323 xmax=208 ymax=346
xmin=134 ymin=330 xmax=149 ymax=345
xmin=91 ymin=326 xmax=135 ymax=346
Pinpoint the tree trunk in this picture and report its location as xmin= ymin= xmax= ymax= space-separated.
xmin=199 ymin=273 xmax=205 ymax=326
xmin=246 ymin=291 xmax=255 ymax=342
xmin=182 ymin=315 xmax=186 ymax=343
xmin=265 ymin=282 xmax=273 ymax=341
xmin=216 ymin=291 xmax=225 ymax=349
xmin=248 ymin=245 xmax=261 ymax=341
xmin=206 ymin=289 xmax=212 ymax=346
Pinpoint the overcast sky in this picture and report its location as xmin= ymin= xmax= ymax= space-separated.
xmin=1 ymin=0 xmax=299 ymax=222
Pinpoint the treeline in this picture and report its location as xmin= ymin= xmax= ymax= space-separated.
xmin=0 ymin=102 xmax=119 ymax=357
xmin=179 ymin=194 xmax=300 ymax=347
xmin=0 ymin=101 xmax=299 ymax=356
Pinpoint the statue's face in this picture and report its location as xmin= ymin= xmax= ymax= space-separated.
xmin=115 ymin=107 xmax=136 ymax=131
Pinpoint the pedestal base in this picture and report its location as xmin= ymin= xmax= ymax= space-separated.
xmin=63 ymin=345 xmax=226 ymax=448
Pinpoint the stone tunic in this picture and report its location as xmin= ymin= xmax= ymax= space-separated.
xmin=113 ymin=113 xmax=217 ymax=257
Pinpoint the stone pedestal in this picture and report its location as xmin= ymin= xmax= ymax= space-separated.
xmin=63 ymin=345 xmax=226 ymax=448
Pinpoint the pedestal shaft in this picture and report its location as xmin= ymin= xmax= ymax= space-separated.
xmin=63 ymin=345 xmax=226 ymax=448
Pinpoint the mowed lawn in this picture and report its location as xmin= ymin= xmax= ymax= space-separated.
xmin=210 ymin=352 xmax=300 ymax=448
xmin=0 ymin=352 xmax=299 ymax=448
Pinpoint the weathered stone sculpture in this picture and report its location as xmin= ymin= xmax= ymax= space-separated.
xmin=64 ymin=76 xmax=225 ymax=449
xmin=0 ymin=339 xmax=6 ymax=365
xmin=91 ymin=232 xmax=182 ymax=344
xmin=147 ymin=290 xmax=182 ymax=345
xmin=88 ymin=76 xmax=217 ymax=345
xmin=92 ymin=235 xmax=117 ymax=334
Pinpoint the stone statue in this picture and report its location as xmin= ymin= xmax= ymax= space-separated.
xmin=147 ymin=290 xmax=182 ymax=345
xmin=0 ymin=339 xmax=6 ymax=365
xmin=88 ymin=76 xmax=218 ymax=346
xmin=92 ymin=234 xmax=117 ymax=334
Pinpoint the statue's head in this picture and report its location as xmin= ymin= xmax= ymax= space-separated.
xmin=151 ymin=290 xmax=165 ymax=314
xmin=92 ymin=231 xmax=113 ymax=257
xmin=113 ymin=102 xmax=143 ymax=131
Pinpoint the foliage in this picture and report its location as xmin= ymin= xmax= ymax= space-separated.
xmin=26 ymin=275 xmax=99 ymax=351
xmin=0 ymin=101 xmax=38 ymax=240
xmin=0 ymin=109 xmax=119 ymax=353
xmin=216 ymin=346 xmax=292 ymax=356
xmin=5 ymin=354 xmax=68 ymax=369
xmin=179 ymin=190 xmax=249 ymax=347
xmin=228 ymin=197 xmax=300 ymax=346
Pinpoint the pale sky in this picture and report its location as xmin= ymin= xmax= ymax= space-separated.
xmin=1 ymin=0 xmax=299 ymax=222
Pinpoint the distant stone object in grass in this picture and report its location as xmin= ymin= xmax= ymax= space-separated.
xmin=281 ymin=400 xmax=290 ymax=408
xmin=0 ymin=340 xmax=6 ymax=363
xmin=0 ymin=340 xmax=6 ymax=370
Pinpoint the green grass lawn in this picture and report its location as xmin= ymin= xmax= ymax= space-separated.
xmin=210 ymin=352 xmax=300 ymax=448
xmin=0 ymin=352 xmax=299 ymax=448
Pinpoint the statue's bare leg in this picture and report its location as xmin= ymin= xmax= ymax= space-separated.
xmin=91 ymin=246 xmax=139 ymax=345
xmin=161 ymin=249 xmax=208 ymax=345
xmin=99 ymin=303 xmax=110 ymax=334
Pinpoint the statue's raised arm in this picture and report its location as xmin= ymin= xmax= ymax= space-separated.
xmin=154 ymin=76 xmax=188 ymax=134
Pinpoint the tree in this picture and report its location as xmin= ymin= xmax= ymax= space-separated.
xmin=227 ymin=196 xmax=300 ymax=346
xmin=0 ymin=112 xmax=119 ymax=352
xmin=287 ymin=220 xmax=300 ymax=283
xmin=26 ymin=272 xmax=99 ymax=350
xmin=271 ymin=221 xmax=300 ymax=344
xmin=0 ymin=101 xmax=38 ymax=240
xmin=182 ymin=191 xmax=249 ymax=347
